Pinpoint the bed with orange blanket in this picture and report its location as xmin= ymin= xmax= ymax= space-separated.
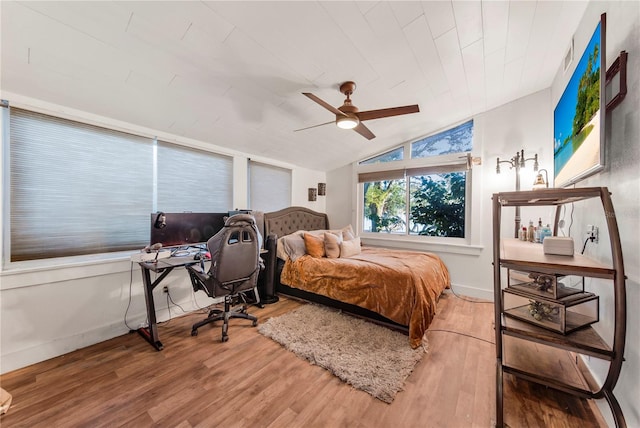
xmin=264 ymin=207 xmax=450 ymax=349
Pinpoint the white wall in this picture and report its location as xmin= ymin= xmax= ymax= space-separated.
xmin=552 ymin=2 xmax=639 ymax=426
xmin=0 ymin=95 xmax=325 ymax=374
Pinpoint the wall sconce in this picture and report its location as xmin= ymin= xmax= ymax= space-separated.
xmin=532 ymin=169 xmax=549 ymax=190
xmin=318 ymin=183 xmax=326 ymax=196
xmin=308 ymin=188 xmax=317 ymax=201
xmin=496 ymin=149 xmax=539 ymax=238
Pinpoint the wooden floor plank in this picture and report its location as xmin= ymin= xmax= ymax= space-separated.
xmin=0 ymin=292 xmax=606 ymax=427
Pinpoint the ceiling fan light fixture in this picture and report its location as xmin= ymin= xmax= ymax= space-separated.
xmin=336 ymin=115 xmax=359 ymax=130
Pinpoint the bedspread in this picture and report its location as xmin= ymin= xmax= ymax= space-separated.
xmin=280 ymin=246 xmax=450 ymax=348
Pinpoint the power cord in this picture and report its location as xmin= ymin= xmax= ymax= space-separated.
xmin=581 ymin=235 xmax=597 ymax=254
xmin=568 ymin=202 xmax=574 ymax=236
xmin=435 ymin=286 xmax=495 ymax=345
xmin=448 ymin=284 xmax=493 ymax=304
xmin=166 ymin=289 xmax=189 ymax=314
xmin=427 ymin=329 xmax=495 ymax=345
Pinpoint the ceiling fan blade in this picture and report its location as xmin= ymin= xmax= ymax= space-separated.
xmin=302 ymin=93 xmax=347 ymax=117
xmin=294 ymin=120 xmax=334 ymax=132
xmin=356 ymin=104 xmax=420 ymax=121
xmin=353 ymin=122 xmax=375 ymax=140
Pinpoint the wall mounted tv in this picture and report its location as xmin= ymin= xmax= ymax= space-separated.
xmin=553 ymin=13 xmax=606 ymax=188
xmin=149 ymin=212 xmax=226 ymax=248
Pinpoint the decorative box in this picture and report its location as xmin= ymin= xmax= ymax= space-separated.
xmin=543 ymin=236 xmax=575 ymax=256
xmin=503 ymin=288 xmax=599 ymax=334
xmin=507 ymin=270 xmax=584 ymax=299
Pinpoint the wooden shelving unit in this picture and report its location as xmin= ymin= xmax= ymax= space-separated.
xmin=492 ymin=187 xmax=627 ymax=427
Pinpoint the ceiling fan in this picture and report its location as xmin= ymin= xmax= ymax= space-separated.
xmin=296 ymin=81 xmax=420 ymax=140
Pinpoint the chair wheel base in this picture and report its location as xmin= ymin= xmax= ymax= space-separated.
xmin=221 ymin=335 xmax=229 ymax=342
xmin=191 ymin=329 xmax=198 ymax=336
xmin=252 ymin=320 xmax=258 ymax=327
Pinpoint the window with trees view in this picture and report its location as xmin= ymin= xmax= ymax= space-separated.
xmin=359 ymin=120 xmax=473 ymax=238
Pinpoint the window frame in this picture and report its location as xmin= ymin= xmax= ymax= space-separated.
xmin=1 ymin=105 xmax=235 ymax=269
xmin=354 ymin=120 xmax=481 ymax=253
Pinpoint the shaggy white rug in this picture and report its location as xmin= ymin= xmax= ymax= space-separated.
xmin=258 ymin=304 xmax=425 ymax=403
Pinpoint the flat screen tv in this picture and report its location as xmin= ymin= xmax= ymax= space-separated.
xmin=553 ymin=13 xmax=606 ymax=188
xmin=149 ymin=212 xmax=226 ymax=248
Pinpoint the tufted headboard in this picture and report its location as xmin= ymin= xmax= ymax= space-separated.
xmin=264 ymin=206 xmax=329 ymax=238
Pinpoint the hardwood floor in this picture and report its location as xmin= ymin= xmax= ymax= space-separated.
xmin=0 ymin=292 xmax=606 ymax=427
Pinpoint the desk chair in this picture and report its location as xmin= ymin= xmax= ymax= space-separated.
xmin=186 ymin=214 xmax=262 ymax=342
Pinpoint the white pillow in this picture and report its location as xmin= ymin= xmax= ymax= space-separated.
xmin=339 ymin=236 xmax=361 ymax=257
xmin=324 ymin=231 xmax=343 ymax=258
xmin=340 ymin=224 xmax=356 ymax=241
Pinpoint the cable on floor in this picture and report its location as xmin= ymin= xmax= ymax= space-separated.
xmin=448 ymin=284 xmax=493 ymax=304
xmin=427 ymin=329 xmax=495 ymax=345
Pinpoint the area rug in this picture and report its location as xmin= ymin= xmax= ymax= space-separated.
xmin=258 ymin=304 xmax=425 ymax=403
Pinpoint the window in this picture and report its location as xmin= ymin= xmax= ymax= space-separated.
xmin=359 ymin=120 xmax=473 ymax=239
xmin=5 ymin=107 xmax=233 ymax=262
xmin=248 ymin=160 xmax=291 ymax=212
xmin=411 ymin=120 xmax=473 ymax=159
xmin=359 ymin=147 xmax=404 ymax=164
xmin=157 ymin=141 xmax=232 ymax=212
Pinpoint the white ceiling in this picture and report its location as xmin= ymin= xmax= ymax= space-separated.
xmin=1 ymin=1 xmax=588 ymax=172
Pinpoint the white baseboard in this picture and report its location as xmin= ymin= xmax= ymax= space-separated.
xmin=0 ymin=298 xmax=217 ymax=375
xmin=0 ymin=320 xmax=129 ymax=375
xmin=448 ymin=282 xmax=494 ymax=301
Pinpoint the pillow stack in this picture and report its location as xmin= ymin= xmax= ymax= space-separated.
xmin=302 ymin=224 xmax=360 ymax=259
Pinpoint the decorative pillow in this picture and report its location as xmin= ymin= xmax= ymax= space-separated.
xmin=304 ymin=233 xmax=325 ymax=258
xmin=283 ymin=235 xmax=308 ymax=261
xmin=339 ymin=236 xmax=361 ymax=258
xmin=341 ymin=224 xmax=356 ymax=241
xmin=276 ymin=231 xmax=306 ymax=261
xmin=324 ymin=231 xmax=343 ymax=258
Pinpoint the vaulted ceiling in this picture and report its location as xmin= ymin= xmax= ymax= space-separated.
xmin=1 ymin=1 xmax=588 ymax=171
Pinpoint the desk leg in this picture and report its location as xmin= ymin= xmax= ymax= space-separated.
xmin=137 ymin=266 xmax=171 ymax=351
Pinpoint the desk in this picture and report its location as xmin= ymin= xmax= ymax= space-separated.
xmin=137 ymin=256 xmax=198 ymax=351
xmin=137 ymin=244 xmax=274 ymax=351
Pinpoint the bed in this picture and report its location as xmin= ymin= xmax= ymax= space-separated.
xmin=263 ymin=206 xmax=450 ymax=349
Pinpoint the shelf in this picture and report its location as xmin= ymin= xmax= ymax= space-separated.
xmin=500 ymin=239 xmax=615 ymax=279
xmin=502 ymin=336 xmax=597 ymax=397
xmin=502 ymin=315 xmax=613 ymax=360
xmin=493 ymin=185 xmax=627 ymax=427
xmin=496 ymin=187 xmax=605 ymax=207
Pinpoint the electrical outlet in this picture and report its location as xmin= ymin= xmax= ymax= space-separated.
xmin=163 ymin=286 xmax=169 ymax=293
xmin=586 ymin=225 xmax=599 ymax=243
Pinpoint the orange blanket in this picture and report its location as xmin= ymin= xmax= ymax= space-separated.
xmin=280 ymin=247 xmax=450 ymax=348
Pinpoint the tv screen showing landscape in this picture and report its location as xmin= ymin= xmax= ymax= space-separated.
xmin=553 ymin=15 xmax=605 ymax=188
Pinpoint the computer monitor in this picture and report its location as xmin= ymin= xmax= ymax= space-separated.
xmin=149 ymin=212 xmax=226 ymax=248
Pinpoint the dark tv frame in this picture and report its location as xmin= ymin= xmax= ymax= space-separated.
xmin=149 ymin=212 xmax=226 ymax=248
xmin=553 ymin=13 xmax=606 ymax=188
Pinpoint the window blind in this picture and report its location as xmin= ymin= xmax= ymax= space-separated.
xmin=157 ymin=141 xmax=233 ymax=212
xmin=358 ymin=169 xmax=405 ymax=183
xmin=9 ymin=108 xmax=153 ymax=261
xmin=248 ymin=161 xmax=291 ymax=212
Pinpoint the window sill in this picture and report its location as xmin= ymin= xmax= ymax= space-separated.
xmin=0 ymin=252 xmax=136 ymax=290
xmin=360 ymin=234 xmax=484 ymax=256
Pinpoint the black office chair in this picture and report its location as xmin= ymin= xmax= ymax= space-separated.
xmin=186 ymin=214 xmax=262 ymax=342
